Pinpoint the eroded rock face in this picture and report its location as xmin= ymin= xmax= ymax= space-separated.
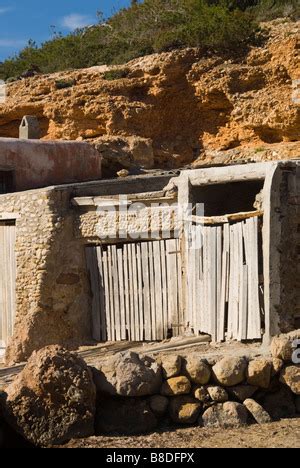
xmin=96 ymin=398 xmax=157 ymax=435
xmin=243 ymin=399 xmax=272 ymax=425
xmin=92 ymin=352 xmax=162 ymax=397
xmin=201 ymin=402 xmax=248 ymax=428
xmin=212 ymin=357 xmax=247 ymax=387
xmin=4 ymin=346 xmax=96 ymax=446
xmin=1 ymin=21 xmax=298 ymax=174
xmin=95 ymin=135 xmax=154 ymax=172
xmin=169 ymin=396 xmax=201 ymax=424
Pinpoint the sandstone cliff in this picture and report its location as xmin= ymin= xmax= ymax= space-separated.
xmin=0 ymin=19 xmax=299 ymax=175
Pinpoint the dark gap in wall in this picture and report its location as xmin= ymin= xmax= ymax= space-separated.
xmin=0 ymin=170 xmax=14 ymax=194
xmin=192 ymin=180 xmax=264 ymax=217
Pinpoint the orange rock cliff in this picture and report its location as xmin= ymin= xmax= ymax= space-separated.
xmin=0 ymin=19 xmax=299 ymax=176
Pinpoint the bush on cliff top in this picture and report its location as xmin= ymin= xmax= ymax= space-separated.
xmin=0 ymin=0 xmax=298 ymax=80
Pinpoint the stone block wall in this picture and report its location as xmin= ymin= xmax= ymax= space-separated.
xmin=75 ymin=205 xmax=179 ymax=242
xmin=1 ymin=332 xmax=299 ymax=446
xmin=0 ymin=187 xmax=92 ymax=364
xmin=91 ymin=333 xmax=300 ymax=435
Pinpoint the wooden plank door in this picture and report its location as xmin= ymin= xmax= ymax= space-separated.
xmin=86 ymin=239 xmax=183 ymax=342
xmin=187 ymin=218 xmax=262 ymax=342
xmin=0 ymin=222 xmax=16 ymax=348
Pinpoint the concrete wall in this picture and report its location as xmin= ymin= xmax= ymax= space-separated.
xmin=0 ymin=138 xmax=101 ymax=192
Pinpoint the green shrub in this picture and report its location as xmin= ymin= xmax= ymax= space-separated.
xmin=0 ymin=0 xmax=297 ymax=80
xmin=102 ymin=69 xmax=130 ymax=81
xmin=55 ymin=79 xmax=76 ymax=90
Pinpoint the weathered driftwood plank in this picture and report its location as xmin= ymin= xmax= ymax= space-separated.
xmin=131 ymin=243 xmax=139 ymax=341
xmin=153 ymin=241 xmax=163 ymax=340
xmin=123 ymin=244 xmax=130 ymax=340
xmin=141 ymin=242 xmax=151 ymax=341
xmin=218 ymin=223 xmax=229 ymax=341
xmin=102 ymin=249 xmax=111 ymax=341
xmin=189 ymin=210 xmax=263 ymax=225
xmin=176 ymin=238 xmax=185 ymax=335
xmin=86 ymin=248 xmax=101 ymax=342
xmin=127 ymin=244 xmax=135 ymax=341
xmin=148 ymin=241 xmax=156 ymax=340
xmin=107 ymin=246 xmax=116 ymax=341
xmin=112 ymin=245 xmax=121 ymax=341
xmin=96 ymin=247 xmax=107 ymax=341
xmin=161 ymin=240 xmax=168 ymax=339
xmin=249 ymin=217 xmax=261 ymax=339
xmin=0 ymin=225 xmax=17 ymax=348
xmin=117 ymin=246 xmax=126 ymax=340
xmin=166 ymin=239 xmax=179 ymax=336
xmin=136 ymin=243 xmax=144 ymax=341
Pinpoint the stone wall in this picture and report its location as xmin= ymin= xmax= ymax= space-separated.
xmin=0 ymin=187 xmax=92 ymax=364
xmin=91 ymin=333 xmax=300 ymax=435
xmin=1 ymin=332 xmax=299 ymax=446
xmin=279 ymin=164 xmax=300 ymax=331
xmin=75 ymin=205 xmax=179 ymax=242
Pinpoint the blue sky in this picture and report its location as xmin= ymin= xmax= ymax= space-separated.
xmin=0 ymin=1 xmax=131 ymax=61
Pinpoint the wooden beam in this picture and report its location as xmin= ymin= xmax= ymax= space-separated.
xmin=188 ymin=210 xmax=263 ymax=225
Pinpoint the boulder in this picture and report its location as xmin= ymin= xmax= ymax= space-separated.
xmin=160 ymin=355 xmax=182 ymax=379
xmin=149 ymin=395 xmax=169 ymax=416
xmin=194 ymin=386 xmax=210 ymax=403
xmin=247 ymin=359 xmax=272 ymax=389
xmin=271 ymin=358 xmax=284 ymax=376
xmin=271 ymin=330 xmax=300 ymax=362
xmin=183 ymin=356 xmax=211 ymax=385
xmin=207 ymin=386 xmax=229 ymax=403
xmin=243 ymin=399 xmax=272 ymax=425
xmin=93 ymin=352 xmax=162 ymax=397
xmin=228 ymin=385 xmax=258 ymax=402
xmin=4 ymin=346 xmax=96 ymax=446
xmin=95 ymin=135 xmax=154 ymax=171
xmin=212 ymin=357 xmax=247 ymax=387
xmin=201 ymin=402 xmax=248 ymax=428
xmin=169 ymin=396 xmax=201 ymax=424
xmin=161 ymin=376 xmax=191 ymax=396
xmin=263 ymin=386 xmax=296 ymax=420
xmin=96 ymin=398 xmax=157 ymax=435
xmin=280 ymin=365 xmax=300 ymax=395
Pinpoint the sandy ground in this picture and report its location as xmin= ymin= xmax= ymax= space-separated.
xmin=61 ymin=418 xmax=300 ymax=449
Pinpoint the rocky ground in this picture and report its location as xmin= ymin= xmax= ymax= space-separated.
xmin=60 ymin=418 xmax=300 ymax=448
xmin=0 ymin=331 xmax=299 ymax=448
xmin=0 ymin=19 xmax=299 ymax=176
